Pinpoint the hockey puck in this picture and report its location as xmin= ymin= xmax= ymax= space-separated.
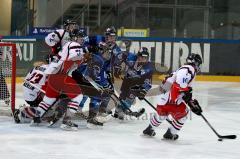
xmin=218 ymin=138 xmax=223 ymax=141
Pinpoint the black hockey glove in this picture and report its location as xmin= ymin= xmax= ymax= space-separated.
xmin=138 ymin=89 xmax=147 ymax=100
xmin=182 ymin=87 xmax=193 ymax=103
xmin=131 ymin=85 xmax=147 ymax=100
xmin=188 ymin=99 xmax=202 ymax=116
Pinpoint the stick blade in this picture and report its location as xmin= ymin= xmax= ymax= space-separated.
xmin=220 ymin=135 xmax=237 ymax=139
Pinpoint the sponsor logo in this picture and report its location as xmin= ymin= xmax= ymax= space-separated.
xmin=128 ymin=41 xmax=210 ymax=73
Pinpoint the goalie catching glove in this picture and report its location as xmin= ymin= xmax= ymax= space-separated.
xmin=187 ymin=99 xmax=202 ymax=115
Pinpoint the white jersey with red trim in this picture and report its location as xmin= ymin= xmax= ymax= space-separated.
xmin=158 ymin=64 xmax=196 ymax=105
xmin=23 ymin=64 xmax=49 ymax=102
xmin=45 ymin=41 xmax=85 ymax=75
xmin=45 ymin=29 xmax=70 ymax=47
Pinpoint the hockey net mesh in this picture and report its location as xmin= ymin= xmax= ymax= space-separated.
xmin=0 ymin=43 xmax=16 ymax=116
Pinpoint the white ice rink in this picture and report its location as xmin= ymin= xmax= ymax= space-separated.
xmin=0 ymin=82 xmax=239 ymax=159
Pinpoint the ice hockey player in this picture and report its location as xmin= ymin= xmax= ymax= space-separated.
xmin=143 ymin=53 xmax=203 ymax=140
xmin=45 ymin=19 xmax=79 ymax=55
xmin=72 ymin=37 xmax=121 ymax=127
xmin=30 ymin=29 xmax=91 ymax=130
xmin=96 ymin=26 xmax=123 ymax=115
xmin=13 ymin=57 xmax=51 ymax=123
xmin=113 ymin=47 xmax=153 ymax=120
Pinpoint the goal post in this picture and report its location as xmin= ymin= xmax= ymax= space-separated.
xmin=0 ymin=42 xmax=16 ymax=114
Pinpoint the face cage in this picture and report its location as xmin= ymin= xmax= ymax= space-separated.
xmin=72 ymin=36 xmax=85 ymax=45
xmin=195 ymin=62 xmax=202 ymax=73
xmin=67 ymin=24 xmax=79 ymax=32
xmin=137 ymin=56 xmax=149 ymax=65
xmin=105 ymin=35 xmax=116 ymax=44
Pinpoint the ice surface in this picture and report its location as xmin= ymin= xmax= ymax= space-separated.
xmin=0 ymin=82 xmax=239 ymax=159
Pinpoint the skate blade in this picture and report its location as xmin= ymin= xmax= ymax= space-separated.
xmin=29 ymin=122 xmax=45 ymax=127
xmin=96 ymin=115 xmax=112 ymax=123
xmin=86 ymin=123 xmax=103 ymax=129
xmin=60 ymin=124 xmax=78 ymax=131
xmin=140 ymin=133 xmax=156 ymax=138
xmin=48 ymin=119 xmax=62 ymax=128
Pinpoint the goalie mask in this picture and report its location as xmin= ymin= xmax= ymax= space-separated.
xmin=186 ymin=53 xmax=203 ymax=72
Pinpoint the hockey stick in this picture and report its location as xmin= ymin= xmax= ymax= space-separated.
xmin=84 ymin=74 xmax=145 ymax=117
xmin=144 ymin=96 xmax=237 ymax=140
xmin=111 ymin=90 xmax=145 ymax=118
xmin=200 ymin=114 xmax=237 ymax=140
xmin=142 ymin=97 xmax=157 ymax=112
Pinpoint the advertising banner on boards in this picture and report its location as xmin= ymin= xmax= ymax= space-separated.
xmin=2 ymin=36 xmax=240 ymax=76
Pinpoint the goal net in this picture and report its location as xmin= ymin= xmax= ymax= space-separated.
xmin=0 ymin=42 xmax=16 ymax=115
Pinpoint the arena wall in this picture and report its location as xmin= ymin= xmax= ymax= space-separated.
xmin=2 ymin=36 xmax=240 ymax=82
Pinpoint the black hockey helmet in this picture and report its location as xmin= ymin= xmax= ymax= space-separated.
xmin=64 ymin=19 xmax=79 ymax=32
xmin=137 ymin=47 xmax=149 ymax=58
xmin=64 ymin=19 xmax=77 ymax=27
xmin=70 ymin=29 xmax=87 ymax=38
xmin=70 ymin=29 xmax=88 ymax=45
xmin=136 ymin=47 xmax=149 ymax=65
xmin=186 ymin=53 xmax=203 ymax=72
xmin=104 ymin=26 xmax=117 ymax=36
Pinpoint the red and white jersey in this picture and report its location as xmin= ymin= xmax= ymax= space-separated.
xmin=158 ymin=65 xmax=196 ymax=105
xmin=45 ymin=29 xmax=70 ymax=47
xmin=23 ymin=64 xmax=49 ymax=102
xmin=45 ymin=41 xmax=85 ymax=75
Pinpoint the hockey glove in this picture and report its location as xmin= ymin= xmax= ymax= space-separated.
xmin=102 ymin=83 xmax=114 ymax=95
xmin=188 ymin=99 xmax=202 ymax=115
xmin=182 ymin=87 xmax=193 ymax=103
xmin=138 ymin=89 xmax=147 ymax=100
xmin=131 ymin=85 xmax=147 ymax=100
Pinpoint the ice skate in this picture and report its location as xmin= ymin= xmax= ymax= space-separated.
xmin=143 ymin=125 xmax=156 ymax=137
xmin=13 ymin=109 xmax=20 ymax=123
xmin=87 ymin=108 xmax=103 ymax=128
xmin=163 ymin=128 xmax=179 ymax=140
xmin=60 ymin=120 xmax=78 ymax=131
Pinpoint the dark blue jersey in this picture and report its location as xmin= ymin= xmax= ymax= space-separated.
xmin=122 ymin=53 xmax=153 ymax=91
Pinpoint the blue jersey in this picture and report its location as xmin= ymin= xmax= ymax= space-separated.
xmin=74 ymin=52 xmax=110 ymax=89
xmin=123 ymin=53 xmax=153 ymax=91
xmin=90 ymin=35 xmax=122 ymax=84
